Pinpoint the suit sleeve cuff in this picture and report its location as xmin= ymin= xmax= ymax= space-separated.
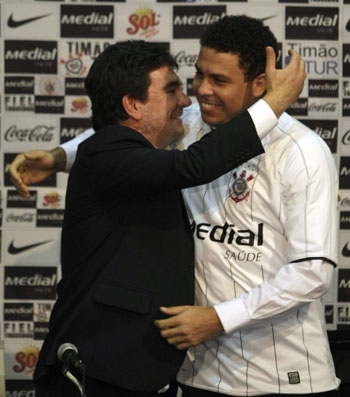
xmin=248 ymin=99 xmax=278 ymax=140
xmin=60 ymin=128 xmax=95 ymax=171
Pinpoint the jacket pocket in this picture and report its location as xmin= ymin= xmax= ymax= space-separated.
xmin=94 ymin=282 xmax=153 ymax=314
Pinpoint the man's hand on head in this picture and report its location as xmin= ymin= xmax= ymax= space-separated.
xmin=263 ymin=47 xmax=306 ymax=118
xmin=155 ymin=305 xmax=224 ymax=350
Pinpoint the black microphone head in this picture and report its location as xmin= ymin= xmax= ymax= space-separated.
xmin=57 ymin=343 xmax=78 ymax=363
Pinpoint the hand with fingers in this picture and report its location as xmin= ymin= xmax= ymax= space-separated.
xmin=9 ymin=148 xmax=67 ymax=198
xmin=155 ymin=305 xmax=224 ymax=350
xmin=263 ymin=46 xmax=306 ymax=118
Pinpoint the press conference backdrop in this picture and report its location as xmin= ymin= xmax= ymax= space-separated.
xmin=0 ymin=0 xmax=349 ymax=395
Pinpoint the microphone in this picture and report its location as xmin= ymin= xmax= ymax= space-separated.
xmin=57 ymin=343 xmax=85 ymax=374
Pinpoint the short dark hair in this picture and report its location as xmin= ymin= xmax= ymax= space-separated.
xmin=85 ymin=40 xmax=178 ymax=131
xmin=200 ymin=15 xmax=278 ymax=81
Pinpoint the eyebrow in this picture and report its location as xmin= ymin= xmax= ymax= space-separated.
xmin=163 ymin=79 xmax=181 ymax=91
xmin=195 ymin=64 xmax=231 ymax=82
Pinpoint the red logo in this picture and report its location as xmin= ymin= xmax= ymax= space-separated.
xmin=127 ymin=8 xmax=160 ymax=38
xmin=60 ymin=53 xmax=87 ymax=76
xmin=43 ymin=192 xmax=61 ymax=208
xmin=13 ymin=345 xmax=40 ymax=375
xmin=71 ymin=97 xmax=89 ymax=114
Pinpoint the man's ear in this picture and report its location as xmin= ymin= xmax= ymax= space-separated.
xmin=252 ymin=73 xmax=266 ymax=98
xmin=122 ymin=95 xmax=142 ymax=120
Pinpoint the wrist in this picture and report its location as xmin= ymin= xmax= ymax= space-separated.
xmin=50 ymin=147 xmax=67 ymax=172
xmin=262 ymin=92 xmax=283 ymax=119
xmin=209 ymin=306 xmax=224 ymax=334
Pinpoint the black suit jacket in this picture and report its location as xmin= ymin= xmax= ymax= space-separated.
xmin=34 ymin=111 xmax=264 ymax=392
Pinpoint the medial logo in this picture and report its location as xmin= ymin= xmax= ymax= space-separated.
xmin=61 ymin=5 xmax=114 ymax=38
xmin=308 ymin=79 xmax=338 ymax=97
xmin=301 ymin=119 xmax=337 ymax=153
xmin=343 ymin=44 xmax=350 ymax=77
xmin=285 ymin=7 xmax=339 ymax=40
xmin=5 ymin=40 xmax=57 ymax=74
xmin=60 ymin=117 xmax=92 ymax=144
xmin=5 ymin=76 xmax=34 ymax=95
xmin=340 ymin=156 xmax=350 ymax=189
xmin=5 ymin=380 xmax=35 ymax=397
xmin=173 ymin=5 xmax=226 ymax=39
xmin=127 ymin=8 xmax=160 ymax=38
xmin=4 ymin=266 xmax=57 ymax=300
xmin=338 ymin=269 xmax=350 ymax=302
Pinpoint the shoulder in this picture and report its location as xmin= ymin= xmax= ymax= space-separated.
xmin=80 ymin=124 xmax=152 ymax=153
xmin=273 ymin=113 xmax=332 ymax=161
xmin=272 ymin=113 xmax=336 ymax=180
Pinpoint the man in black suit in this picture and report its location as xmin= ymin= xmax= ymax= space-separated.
xmin=12 ymin=40 xmax=304 ymax=397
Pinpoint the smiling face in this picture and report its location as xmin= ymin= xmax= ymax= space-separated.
xmin=193 ymin=46 xmax=265 ymax=127
xmin=139 ymin=66 xmax=191 ymax=148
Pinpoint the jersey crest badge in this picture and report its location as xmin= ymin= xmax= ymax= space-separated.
xmin=229 ymin=167 xmax=254 ymax=203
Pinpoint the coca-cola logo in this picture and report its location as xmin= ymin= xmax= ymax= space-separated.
xmin=174 ymin=50 xmax=197 ymax=67
xmin=5 ymin=125 xmax=55 ymax=142
xmin=341 ymin=197 xmax=350 ymax=207
xmin=342 ymin=130 xmax=350 ymax=145
xmin=308 ymin=102 xmax=337 ymax=112
xmin=6 ymin=213 xmax=35 ymax=223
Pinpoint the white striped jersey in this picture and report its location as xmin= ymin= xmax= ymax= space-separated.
xmin=176 ymin=103 xmax=340 ymax=396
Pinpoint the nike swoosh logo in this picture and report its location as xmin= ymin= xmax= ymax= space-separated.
xmin=346 ymin=19 xmax=350 ymax=32
xmin=7 ymin=13 xmax=52 ymax=28
xmin=8 ymin=240 xmax=52 ymax=255
xmin=259 ymin=15 xmax=278 ymax=23
xmin=342 ymin=242 xmax=350 ymax=257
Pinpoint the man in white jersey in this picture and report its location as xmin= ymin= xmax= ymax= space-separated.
xmin=9 ymin=16 xmax=337 ymax=397
xmin=154 ymin=16 xmax=339 ymax=397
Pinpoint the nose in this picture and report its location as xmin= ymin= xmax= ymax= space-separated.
xmin=178 ymin=90 xmax=192 ymax=108
xmin=193 ymin=75 xmax=212 ymax=97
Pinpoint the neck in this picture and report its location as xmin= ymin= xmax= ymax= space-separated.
xmin=120 ymin=119 xmax=166 ymax=149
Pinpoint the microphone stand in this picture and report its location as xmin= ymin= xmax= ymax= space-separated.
xmin=61 ymin=365 xmax=87 ymax=397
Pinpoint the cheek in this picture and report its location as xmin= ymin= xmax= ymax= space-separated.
xmin=192 ymin=76 xmax=201 ymax=94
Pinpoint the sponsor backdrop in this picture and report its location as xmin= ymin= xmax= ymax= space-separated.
xmin=0 ymin=0 xmax=350 ymax=395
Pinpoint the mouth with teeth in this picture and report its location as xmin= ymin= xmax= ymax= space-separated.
xmin=200 ymin=102 xmax=220 ymax=110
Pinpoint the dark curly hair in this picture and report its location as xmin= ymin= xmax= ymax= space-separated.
xmin=200 ymin=15 xmax=278 ymax=81
xmin=85 ymin=40 xmax=178 ymax=131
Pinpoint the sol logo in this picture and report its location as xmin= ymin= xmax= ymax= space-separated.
xmin=127 ymin=8 xmax=160 ymax=38
xmin=13 ymin=345 xmax=40 ymax=375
